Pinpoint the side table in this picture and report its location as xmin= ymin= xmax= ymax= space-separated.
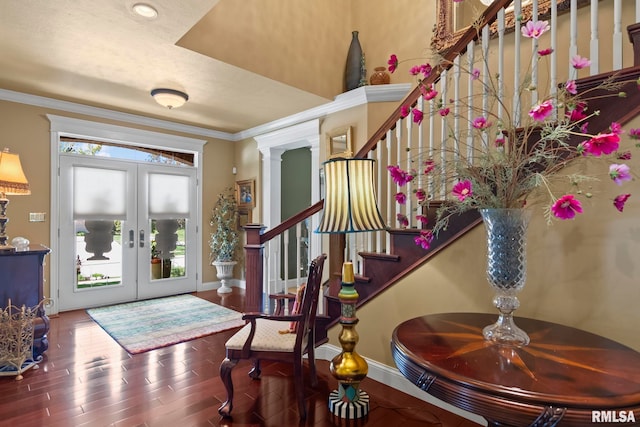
xmin=391 ymin=313 xmax=640 ymax=426
xmin=0 ymin=244 xmax=51 ymax=359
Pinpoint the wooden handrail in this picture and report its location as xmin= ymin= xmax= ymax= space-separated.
xmin=260 ymin=200 xmax=323 ymax=244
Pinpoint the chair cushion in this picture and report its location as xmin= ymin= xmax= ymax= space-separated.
xmin=226 ymin=318 xmax=299 ymax=352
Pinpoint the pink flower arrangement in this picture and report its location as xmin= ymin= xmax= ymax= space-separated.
xmin=385 ymin=17 xmax=638 ymax=248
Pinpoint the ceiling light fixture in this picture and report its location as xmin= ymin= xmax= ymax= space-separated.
xmin=132 ymin=3 xmax=158 ymax=19
xmin=150 ymin=88 xmax=189 ymax=109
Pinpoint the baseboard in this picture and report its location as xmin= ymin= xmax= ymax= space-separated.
xmin=200 ymin=279 xmax=246 ymax=292
xmin=315 ymin=344 xmax=487 ymax=426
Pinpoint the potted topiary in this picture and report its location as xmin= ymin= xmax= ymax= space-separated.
xmin=209 ymin=187 xmax=240 ymax=294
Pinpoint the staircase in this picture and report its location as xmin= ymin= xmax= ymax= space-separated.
xmin=244 ymin=0 xmax=640 ymax=341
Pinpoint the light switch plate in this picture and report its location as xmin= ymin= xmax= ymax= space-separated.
xmin=29 ymin=212 xmax=46 ymax=222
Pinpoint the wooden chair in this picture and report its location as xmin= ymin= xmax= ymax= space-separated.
xmin=218 ymin=254 xmax=327 ymax=419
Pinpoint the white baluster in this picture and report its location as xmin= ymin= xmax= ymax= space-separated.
xmin=513 ymin=0 xmax=523 ymax=127
xmin=590 ymin=0 xmax=599 ymax=75
xmin=466 ymin=40 xmax=475 ymax=162
xmin=531 ymin=0 xmax=539 ymax=106
xmin=569 ymin=0 xmax=578 ymax=80
xmin=613 ymin=0 xmax=622 ymax=70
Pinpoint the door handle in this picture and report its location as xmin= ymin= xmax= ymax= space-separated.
xmin=139 ymin=229 xmax=145 ymax=248
xmin=129 ymin=229 xmax=135 ymax=248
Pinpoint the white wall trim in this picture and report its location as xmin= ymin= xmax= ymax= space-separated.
xmin=1 ymin=84 xmax=412 ymax=143
xmin=46 ymin=114 xmax=206 ymax=315
xmin=316 ymin=344 xmax=487 ymax=426
xmin=201 ymin=278 xmax=246 ymax=292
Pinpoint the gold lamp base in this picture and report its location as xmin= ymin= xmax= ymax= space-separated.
xmin=328 ymin=262 xmax=370 ymax=419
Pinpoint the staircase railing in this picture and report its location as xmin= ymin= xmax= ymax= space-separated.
xmin=244 ymin=0 xmax=640 ymax=314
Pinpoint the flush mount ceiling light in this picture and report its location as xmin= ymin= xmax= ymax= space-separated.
xmin=150 ymin=88 xmax=189 ymax=109
xmin=132 ymin=3 xmax=158 ymax=19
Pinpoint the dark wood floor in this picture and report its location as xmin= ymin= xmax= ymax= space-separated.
xmin=0 ymin=289 xmax=478 ymax=427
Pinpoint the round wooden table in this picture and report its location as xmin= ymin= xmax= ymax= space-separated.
xmin=391 ymin=313 xmax=640 ymax=426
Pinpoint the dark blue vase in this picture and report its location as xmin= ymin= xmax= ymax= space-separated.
xmin=345 ymin=31 xmax=363 ymax=92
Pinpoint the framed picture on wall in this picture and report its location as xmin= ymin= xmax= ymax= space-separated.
xmin=235 ymin=179 xmax=255 ymax=210
xmin=238 ymin=209 xmax=252 ymax=228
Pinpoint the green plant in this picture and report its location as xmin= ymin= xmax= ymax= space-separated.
xmin=209 ymin=187 xmax=240 ymax=262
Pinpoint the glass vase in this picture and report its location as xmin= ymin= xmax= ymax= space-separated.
xmin=480 ymin=208 xmax=532 ymax=346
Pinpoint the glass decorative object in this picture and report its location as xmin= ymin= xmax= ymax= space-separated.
xmin=480 ymin=208 xmax=532 ymax=346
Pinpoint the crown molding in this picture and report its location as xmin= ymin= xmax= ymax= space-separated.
xmin=1 ymin=84 xmax=412 ymax=142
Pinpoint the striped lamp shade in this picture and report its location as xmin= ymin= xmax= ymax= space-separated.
xmin=317 ymin=158 xmax=386 ymax=233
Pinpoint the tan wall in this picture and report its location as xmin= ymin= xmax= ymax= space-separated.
xmin=0 ymin=99 xmax=235 ymax=297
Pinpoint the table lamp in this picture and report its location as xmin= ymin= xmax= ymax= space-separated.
xmin=0 ymin=148 xmax=31 ymax=252
xmin=316 ymin=157 xmax=386 ymax=419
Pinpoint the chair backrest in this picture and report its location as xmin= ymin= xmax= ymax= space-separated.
xmin=294 ymin=254 xmax=326 ymax=348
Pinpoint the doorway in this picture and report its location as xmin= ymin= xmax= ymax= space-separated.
xmin=57 ymin=155 xmax=197 ymax=311
xmin=48 ymin=115 xmax=206 ymax=314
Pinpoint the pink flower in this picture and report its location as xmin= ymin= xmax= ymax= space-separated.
xmin=409 ymin=65 xmax=422 ymax=76
xmin=472 ymin=116 xmax=491 ymax=130
xmin=571 ymin=55 xmax=591 ymax=70
xmin=610 ymin=122 xmax=623 ymax=135
xmin=439 ymin=107 xmax=450 ymax=117
xmin=614 ymin=194 xmax=631 ymax=212
xmin=528 ymin=99 xmax=554 ymax=122
xmin=521 ymin=20 xmax=550 ymax=39
xmin=617 ymin=151 xmax=632 ymax=160
xmin=415 ymin=188 xmax=427 ymax=201
xmin=388 ymin=54 xmax=398 ymax=73
xmin=580 ymin=122 xmax=590 ymax=133
xmin=395 ymin=192 xmax=407 ymax=204
xmin=472 ymin=68 xmax=480 ymax=80
xmin=551 ymin=194 xmax=583 ymax=220
xmin=609 ymin=164 xmax=632 ymax=185
xmin=416 ymin=215 xmax=429 ymax=225
xmin=412 ymin=108 xmax=424 ymax=125
xmin=418 ymin=63 xmax=432 ymax=78
xmin=538 ymin=48 xmax=554 ymax=57
xmin=423 ymin=159 xmax=436 ymax=174
xmin=387 ymin=165 xmax=413 ymax=186
xmin=630 ymin=128 xmax=640 ymax=139
xmin=400 ymin=104 xmax=410 ymax=118
xmin=452 ymin=180 xmax=472 ymax=201
xmin=397 ymin=213 xmax=409 ymax=227
xmin=582 ymin=133 xmax=620 ymax=156
xmin=414 ymin=230 xmax=434 ymax=250
xmin=566 ymin=102 xmax=587 ymax=122
xmin=420 ymin=84 xmax=438 ymax=100
xmin=565 ymin=80 xmax=577 ymax=95
xmin=495 ymin=135 xmax=505 ymax=147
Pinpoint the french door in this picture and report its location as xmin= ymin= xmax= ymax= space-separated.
xmin=58 ymin=155 xmax=197 ymax=311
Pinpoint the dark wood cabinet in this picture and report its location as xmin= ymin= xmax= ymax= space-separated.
xmin=0 ymin=244 xmax=50 ymax=359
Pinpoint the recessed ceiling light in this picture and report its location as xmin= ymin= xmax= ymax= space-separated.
xmin=132 ymin=3 xmax=158 ymax=19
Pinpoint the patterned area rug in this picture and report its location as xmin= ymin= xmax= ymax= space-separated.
xmin=87 ymin=294 xmax=244 ymax=354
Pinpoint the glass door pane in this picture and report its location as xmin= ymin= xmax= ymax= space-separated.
xmin=137 ymin=164 xmax=197 ymax=299
xmin=59 ymin=156 xmax=137 ymax=311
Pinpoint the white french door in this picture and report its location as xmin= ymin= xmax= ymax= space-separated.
xmin=58 ymin=155 xmax=197 ymax=311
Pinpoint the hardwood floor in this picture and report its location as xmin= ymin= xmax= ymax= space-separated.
xmin=0 ymin=289 xmax=478 ymax=427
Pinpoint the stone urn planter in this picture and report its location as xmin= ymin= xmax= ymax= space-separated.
xmin=213 ymin=261 xmax=237 ymax=294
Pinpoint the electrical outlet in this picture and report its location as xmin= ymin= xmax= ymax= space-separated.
xmin=29 ymin=212 xmax=46 ymax=222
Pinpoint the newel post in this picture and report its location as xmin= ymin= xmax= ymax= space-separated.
xmin=244 ymin=224 xmax=266 ymax=313
xmin=628 ymin=23 xmax=640 ymax=67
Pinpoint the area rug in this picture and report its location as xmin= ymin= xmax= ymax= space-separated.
xmin=87 ymin=294 xmax=244 ymax=354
